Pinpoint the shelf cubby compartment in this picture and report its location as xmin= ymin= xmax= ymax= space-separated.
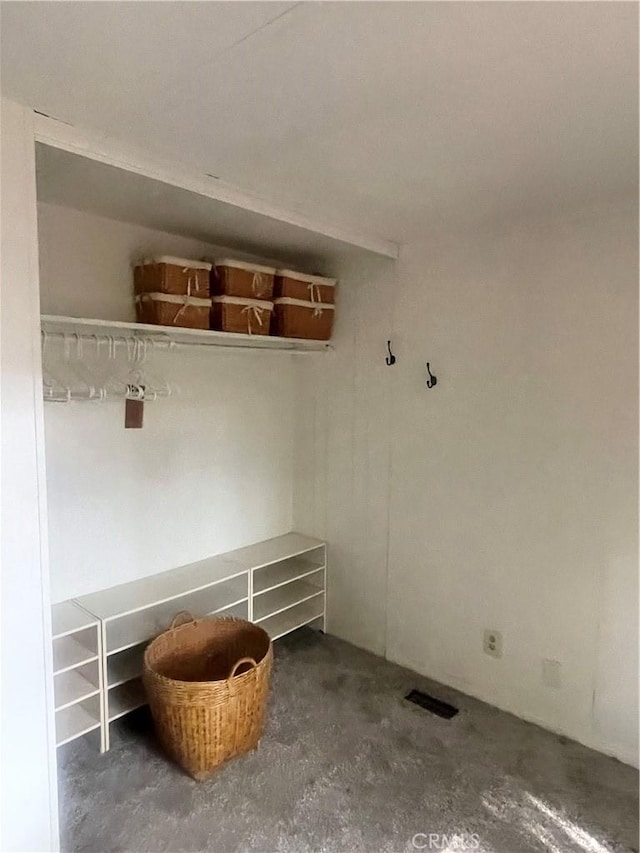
xmin=108 ymin=678 xmax=146 ymax=723
xmin=55 ymin=694 xmax=101 ymax=747
xmin=253 ymin=551 xmax=326 ymax=596
xmin=254 ymin=577 xmax=325 ymax=622
xmin=52 ymin=600 xmax=97 ymax=639
xmin=52 ymin=628 xmax=99 ymax=675
xmin=51 ymin=600 xmax=104 ymax=748
xmin=214 ymin=599 xmax=248 ymax=620
xmin=76 ymin=554 xmax=249 ymax=622
xmin=54 ymin=661 xmax=100 ymax=711
xmin=258 ymin=596 xmax=325 ymax=642
xmin=106 ymin=597 xmax=249 ymax=694
xmin=231 ymin=534 xmax=326 ymax=571
xmin=107 ymin=645 xmax=145 ymax=689
xmin=104 ymin=575 xmax=249 ymax=656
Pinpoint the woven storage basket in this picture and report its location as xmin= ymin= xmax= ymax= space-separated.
xmin=144 ymin=613 xmax=273 ymax=781
xmin=274 ymin=270 xmax=336 ymax=304
xmin=213 ymin=260 xmax=276 ymax=300
xmin=134 ymin=257 xmax=211 ymax=298
xmin=136 ymin=293 xmax=211 ymax=329
xmin=273 ymin=297 xmax=335 ymax=340
xmin=211 ymin=296 xmax=273 ymax=336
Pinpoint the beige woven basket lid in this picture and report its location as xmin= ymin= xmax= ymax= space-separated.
xmin=276 ymin=269 xmax=336 ymax=286
xmin=214 ymin=259 xmax=276 ymax=275
xmin=136 ymin=293 xmax=212 ymax=306
xmin=212 ymin=295 xmax=273 ymax=309
xmin=274 ymin=297 xmax=335 ymax=309
xmin=140 ymin=256 xmax=212 ymax=270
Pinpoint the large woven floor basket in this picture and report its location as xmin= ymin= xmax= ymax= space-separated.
xmin=143 ymin=613 xmax=273 ymax=781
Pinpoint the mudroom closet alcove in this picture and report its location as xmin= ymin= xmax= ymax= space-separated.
xmin=34 ymin=115 xmax=398 ymax=762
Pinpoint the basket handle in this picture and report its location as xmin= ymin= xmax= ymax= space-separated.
xmin=169 ymin=611 xmax=196 ymax=630
xmin=228 ymin=657 xmax=257 ymax=679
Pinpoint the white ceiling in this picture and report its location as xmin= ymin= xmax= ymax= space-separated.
xmin=1 ymin=1 xmax=637 ymax=244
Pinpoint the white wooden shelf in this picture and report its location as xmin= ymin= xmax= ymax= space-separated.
xmin=76 ymin=555 xmax=249 ymax=622
xmin=211 ymin=599 xmax=248 ymax=619
xmin=52 ymin=533 xmax=325 ymax=752
xmin=52 ymin=635 xmax=99 ymax=675
xmin=55 ymin=698 xmax=101 ymax=747
xmin=50 ymin=601 xmax=105 ymax=749
xmin=232 ymin=532 xmax=325 ymax=570
xmin=259 ymin=598 xmax=325 ymax=642
xmin=107 ymin=645 xmax=145 ymax=689
xmin=106 ymin=599 xmax=250 ymax=689
xmin=102 ymin=581 xmax=248 ymax=656
xmin=108 ymin=679 xmax=146 ymax=723
xmin=254 ymin=579 xmax=324 ymax=623
xmin=54 ymin=667 xmax=100 ymax=711
xmin=254 ymin=556 xmax=325 ymax=595
xmin=41 ymin=315 xmax=331 ymax=353
xmin=104 ymin=594 xmax=249 ymax=657
xmin=52 ymin=600 xmax=96 ymax=639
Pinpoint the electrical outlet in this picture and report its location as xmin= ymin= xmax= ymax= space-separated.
xmin=483 ymin=629 xmax=502 ymax=658
xmin=542 ymin=659 xmax=562 ymax=688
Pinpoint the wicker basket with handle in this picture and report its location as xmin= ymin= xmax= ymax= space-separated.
xmin=274 ymin=269 xmax=336 ymax=304
xmin=212 ymin=259 xmax=276 ymax=300
xmin=273 ymin=297 xmax=335 ymax=340
xmin=134 ymin=257 xmax=212 ymax=298
xmin=143 ymin=613 xmax=273 ymax=780
xmin=211 ymin=296 xmax=273 ymax=335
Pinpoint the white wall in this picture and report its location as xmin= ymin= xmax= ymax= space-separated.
xmin=293 ymin=253 xmax=396 ymax=655
xmin=310 ymin=200 xmax=638 ymax=766
xmin=38 ymin=203 xmax=296 ymax=601
xmin=386 ymin=200 xmax=638 ymax=765
xmin=1 ymin=99 xmax=59 ymax=852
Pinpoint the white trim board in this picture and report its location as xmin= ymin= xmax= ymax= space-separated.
xmin=1 ymin=96 xmax=60 ymax=852
xmin=387 ymin=650 xmax=640 ymax=770
xmin=33 ymin=113 xmax=399 ymax=261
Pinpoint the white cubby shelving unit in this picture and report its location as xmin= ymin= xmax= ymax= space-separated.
xmin=52 ymin=601 xmax=105 ymax=751
xmin=51 ymin=533 xmax=326 ymax=752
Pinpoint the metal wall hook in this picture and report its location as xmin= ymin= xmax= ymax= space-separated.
xmin=385 ymin=340 xmax=396 ymax=366
xmin=426 ymin=362 xmax=437 ymax=389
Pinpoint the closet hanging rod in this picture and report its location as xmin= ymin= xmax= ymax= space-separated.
xmin=41 ymin=330 xmax=174 ymax=350
xmin=40 ymin=331 xmax=324 ymax=355
xmin=40 ymin=317 xmax=332 ymax=353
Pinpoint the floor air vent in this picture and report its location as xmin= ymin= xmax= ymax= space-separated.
xmin=405 ymin=689 xmax=459 ymax=719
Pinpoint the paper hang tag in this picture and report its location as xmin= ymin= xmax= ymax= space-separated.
xmin=125 ymin=385 xmax=145 ymax=429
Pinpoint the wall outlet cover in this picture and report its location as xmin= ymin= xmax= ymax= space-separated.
xmin=483 ymin=629 xmax=503 ymax=658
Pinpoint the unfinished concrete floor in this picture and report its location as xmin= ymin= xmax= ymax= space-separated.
xmin=58 ymin=629 xmax=638 ymax=853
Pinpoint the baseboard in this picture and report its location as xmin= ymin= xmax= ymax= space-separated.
xmin=386 ymin=651 xmax=639 ymax=770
